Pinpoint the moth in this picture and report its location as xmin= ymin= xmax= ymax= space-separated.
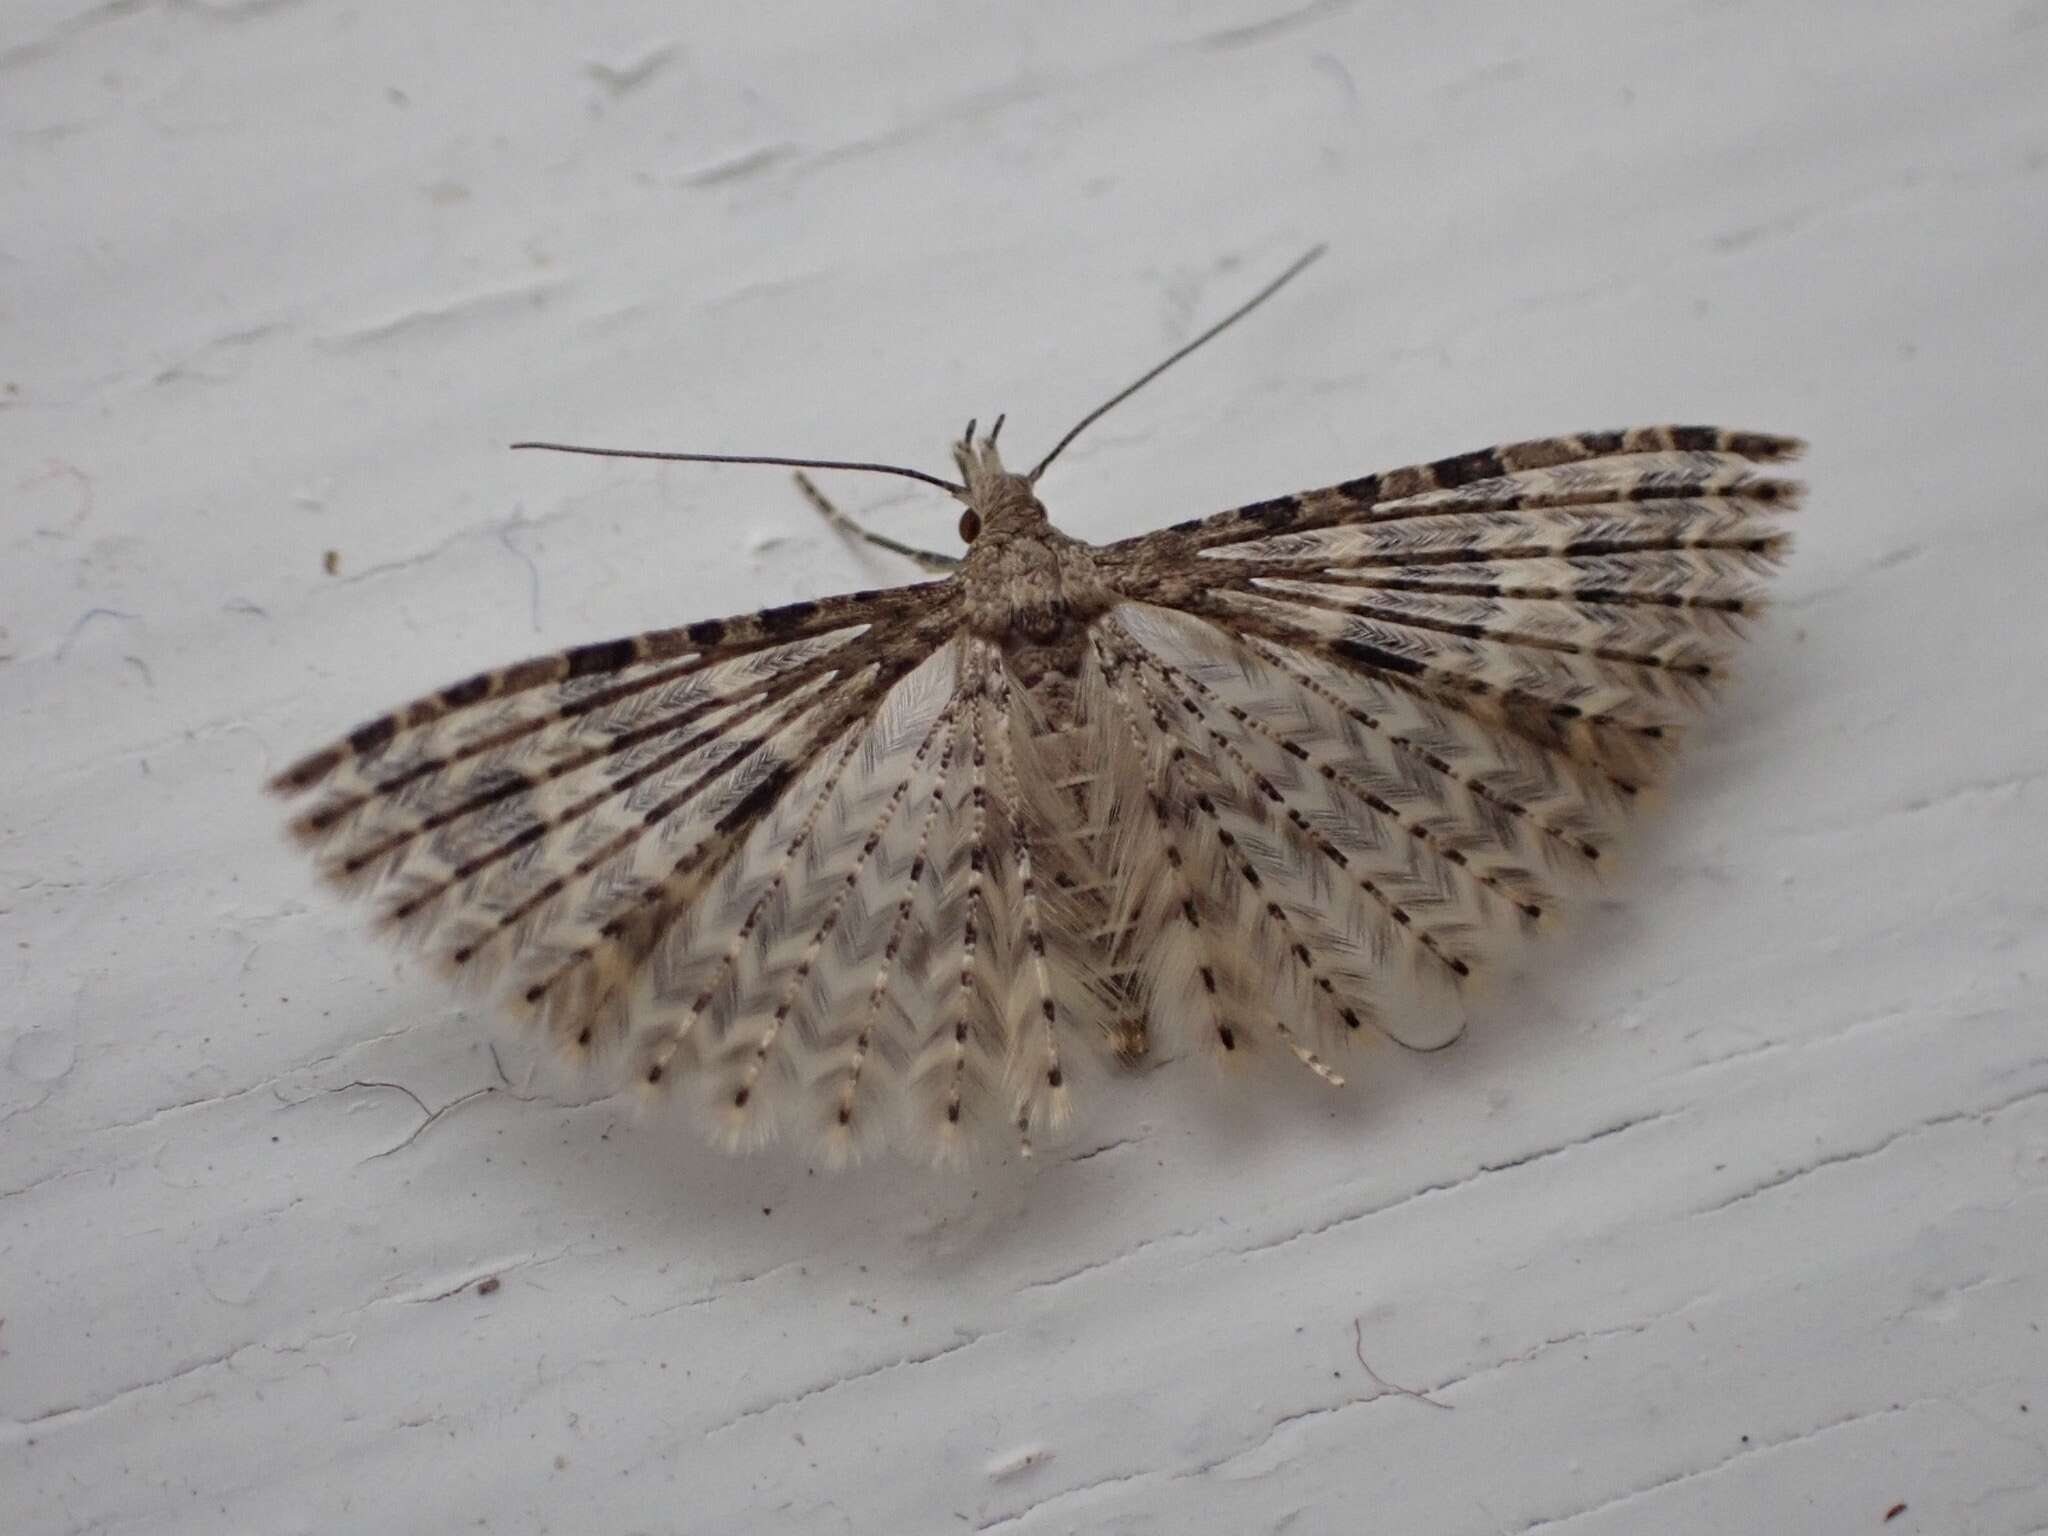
xmin=270 ymin=248 xmax=1802 ymax=1163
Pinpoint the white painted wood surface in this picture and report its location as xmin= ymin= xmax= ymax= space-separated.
xmin=5 ymin=4 xmax=2044 ymax=1532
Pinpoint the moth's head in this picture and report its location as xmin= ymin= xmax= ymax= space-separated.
xmin=950 ymin=415 xmax=1046 ymax=544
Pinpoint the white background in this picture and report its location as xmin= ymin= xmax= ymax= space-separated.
xmin=4 ymin=3 xmax=2045 ymax=1532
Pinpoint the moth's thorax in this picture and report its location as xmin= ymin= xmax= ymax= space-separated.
xmin=954 ymin=441 xmax=1115 ymax=646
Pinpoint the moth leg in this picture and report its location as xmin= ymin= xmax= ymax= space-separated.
xmin=792 ymin=471 xmax=960 ymax=572
xmin=1108 ymin=979 xmax=1151 ymax=1067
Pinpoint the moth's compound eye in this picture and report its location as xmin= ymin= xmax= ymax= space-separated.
xmin=959 ymin=508 xmax=981 ymax=543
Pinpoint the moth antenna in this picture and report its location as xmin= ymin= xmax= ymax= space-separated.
xmin=510 ymin=440 xmax=965 ymax=497
xmin=1027 ymin=242 xmax=1328 ymax=484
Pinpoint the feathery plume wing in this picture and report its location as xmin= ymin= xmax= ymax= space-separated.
xmin=1099 ymin=425 xmax=1802 ymax=1050
xmin=271 ymin=585 xmax=949 ymax=1044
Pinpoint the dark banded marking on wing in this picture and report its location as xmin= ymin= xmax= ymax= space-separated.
xmin=1101 ymin=427 xmax=1801 ymax=569
xmin=269 ymin=584 xmax=946 ymax=795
